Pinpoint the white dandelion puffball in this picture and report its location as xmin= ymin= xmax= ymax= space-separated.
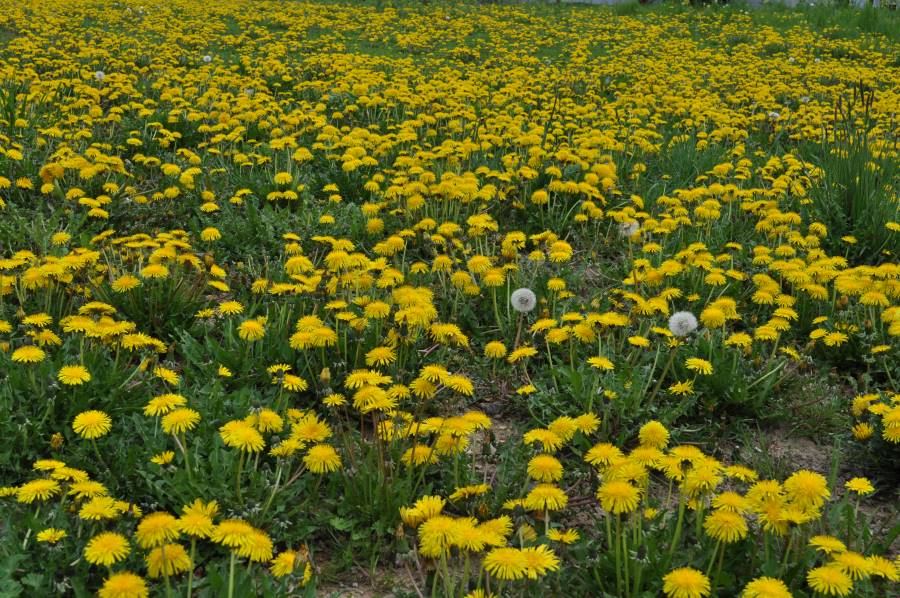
xmin=510 ymin=288 xmax=537 ymax=313
xmin=768 ymin=111 xmax=780 ymax=121
xmin=202 ymin=55 xmax=212 ymax=63
xmin=668 ymin=311 xmax=698 ymax=337
xmin=619 ymin=221 xmax=640 ymax=237
xmin=94 ymin=70 xmax=105 ymax=82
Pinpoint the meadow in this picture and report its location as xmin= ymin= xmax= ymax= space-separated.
xmin=0 ymin=0 xmax=898 ymax=596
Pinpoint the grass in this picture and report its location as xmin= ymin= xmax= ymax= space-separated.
xmin=0 ymin=0 xmax=897 ymax=596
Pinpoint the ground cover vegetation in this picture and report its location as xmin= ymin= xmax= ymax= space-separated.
xmin=0 ymin=0 xmax=898 ymax=596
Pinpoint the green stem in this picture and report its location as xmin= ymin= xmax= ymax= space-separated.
xmin=162 ymin=544 xmax=173 ymax=598
xmin=180 ymin=433 xmax=193 ymax=483
xmin=663 ymin=498 xmax=686 ymax=570
xmin=614 ymin=515 xmax=623 ymax=595
xmin=227 ymin=551 xmax=236 ymax=598
xmin=620 ymin=514 xmax=630 ymax=597
xmin=706 ymin=541 xmax=721 ymax=577
xmin=235 ymin=452 xmax=245 ymax=504
xmin=647 ymin=350 xmax=676 ymax=405
xmin=186 ymin=538 xmax=196 ymax=598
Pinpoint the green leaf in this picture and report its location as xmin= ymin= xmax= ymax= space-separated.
xmin=329 ymin=517 xmax=354 ymax=532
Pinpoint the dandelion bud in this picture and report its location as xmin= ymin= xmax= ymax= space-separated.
xmin=510 ymin=288 xmax=537 ymax=313
xmin=319 ymin=367 xmax=331 ymax=384
xmin=668 ymin=311 xmax=698 ymax=337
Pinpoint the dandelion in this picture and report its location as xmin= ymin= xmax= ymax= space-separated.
xmin=161 ymin=408 xmax=200 ymax=435
xmin=484 ymin=341 xmax=507 ymax=358
xmin=144 ymin=394 xmax=187 ymax=416
xmin=662 ymin=567 xmax=711 ymax=598
xmin=668 ymin=311 xmax=698 ymax=337
xmin=200 ymin=227 xmax=221 ymax=241
xmin=521 ymin=544 xmax=561 ymax=578
xmin=68 ymin=480 xmax=108 ymax=499
xmin=271 ymin=550 xmax=299 ymax=577
xmin=219 ymin=420 xmax=265 ymax=452
xmin=741 ymin=577 xmax=792 ymax=598
xmin=588 ymin=356 xmax=614 ymax=370
xmin=703 ymin=509 xmax=748 ymax=543
xmin=72 ymin=410 xmax=112 ymax=439
xmin=237 ymin=319 xmax=266 ymax=341
xmin=619 ymin=221 xmax=640 ymax=237
xmin=98 ymin=572 xmax=149 ymax=598
xmin=84 ymin=532 xmax=131 ymax=566
xmin=418 ymin=515 xmax=458 ymax=557
xmin=58 ymin=365 xmax=91 ymax=385
xmin=135 ymin=512 xmax=180 ymax=548
xmin=510 ymin=288 xmax=537 ymax=313
xmin=112 ymin=275 xmax=141 ymax=292
xmin=11 ymin=345 xmax=45 ymax=363
xmin=830 ymin=551 xmax=872 ymax=580
xmin=303 ymin=444 xmax=341 ymax=473
xmin=638 ymin=420 xmax=670 ymax=448
xmin=685 ymin=358 xmax=713 ymax=375
xmin=866 ymin=555 xmax=899 ymax=581
xmin=524 ymin=484 xmax=568 ymax=511
xmin=806 ymin=565 xmax=853 ymax=596
xmin=482 ymin=547 xmax=529 ymax=580
xmin=179 ymin=499 xmax=218 ymax=538
xmin=94 ymin=70 xmax=105 ymax=82
xmin=16 ymin=478 xmax=60 ymax=503
xmin=151 ymin=451 xmax=175 ymax=465
xmin=146 ymin=543 xmax=192 ymax=578
xmin=809 ymin=535 xmax=846 ymax=555
xmin=36 ymin=528 xmax=67 ymax=543
xmin=844 ymin=477 xmax=874 ymax=496
xmin=547 ymin=528 xmax=580 ymax=544
xmin=783 ymin=470 xmax=829 ymax=511
xmin=596 ymin=480 xmax=641 ymax=514
xmin=527 ymin=454 xmax=563 ymax=482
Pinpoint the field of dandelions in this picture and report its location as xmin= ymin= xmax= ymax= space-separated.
xmin=0 ymin=1 xmax=899 ymax=597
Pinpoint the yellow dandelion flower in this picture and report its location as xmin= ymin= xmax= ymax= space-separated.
xmin=84 ymin=532 xmax=130 ymax=566
xmin=72 ymin=410 xmax=112 ymax=439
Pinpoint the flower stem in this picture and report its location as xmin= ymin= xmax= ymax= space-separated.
xmin=235 ymin=452 xmax=245 ymax=504
xmin=186 ymin=538 xmax=196 ymax=598
xmin=227 ymin=551 xmax=236 ymax=598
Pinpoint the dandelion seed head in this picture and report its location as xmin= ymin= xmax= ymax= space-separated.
xmin=668 ymin=311 xmax=698 ymax=337
xmin=510 ymin=288 xmax=537 ymax=313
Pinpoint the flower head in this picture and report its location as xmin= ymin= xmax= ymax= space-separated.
xmin=72 ymin=410 xmax=112 ymax=439
xmin=58 ymin=365 xmax=91 ymax=385
xmin=807 ymin=565 xmax=853 ymax=596
xmin=98 ymin=572 xmax=149 ymax=598
xmin=482 ymin=547 xmax=528 ymax=580
xmin=510 ymin=288 xmax=537 ymax=313
xmin=740 ymin=577 xmax=792 ymax=598
xmin=303 ymin=444 xmax=342 ymax=473
xmin=663 ymin=567 xmax=711 ymax=598
xmin=146 ymin=543 xmax=192 ymax=578
xmin=668 ymin=311 xmax=698 ymax=337
xmin=84 ymin=532 xmax=130 ymax=566
xmin=12 ymin=345 xmax=45 ymax=364
xmin=135 ymin=512 xmax=180 ymax=548
xmin=596 ymin=480 xmax=641 ymax=514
